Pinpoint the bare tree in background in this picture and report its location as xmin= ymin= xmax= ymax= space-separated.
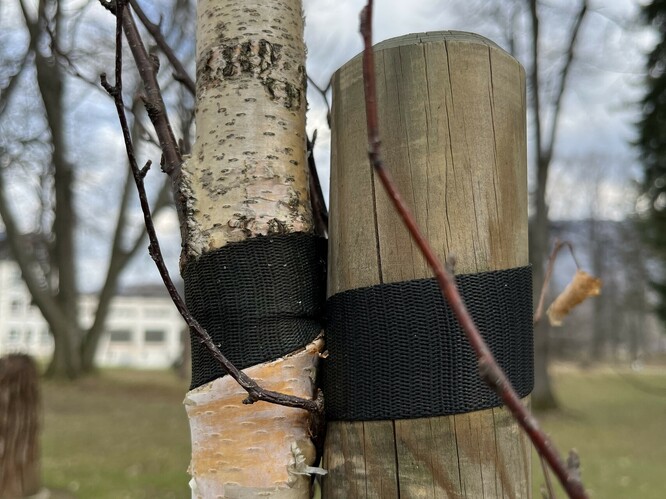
xmin=0 ymin=0 xmax=194 ymax=377
xmin=454 ymin=0 xmax=590 ymax=409
xmin=528 ymin=0 xmax=589 ymax=409
xmin=545 ymin=151 xmax=654 ymax=364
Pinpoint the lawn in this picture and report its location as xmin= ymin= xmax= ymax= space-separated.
xmin=39 ymin=366 xmax=666 ymax=498
xmin=531 ymin=366 xmax=666 ymax=499
xmin=41 ymin=370 xmax=192 ymax=498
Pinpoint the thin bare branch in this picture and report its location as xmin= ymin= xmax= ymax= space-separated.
xmin=128 ymin=0 xmax=195 ymax=95
xmin=306 ymin=74 xmax=332 ymax=237
xmin=307 ymin=74 xmax=332 ymax=127
xmin=100 ymin=0 xmax=182 ymax=177
xmin=101 ymin=0 xmax=321 ymax=415
xmin=542 ymin=0 xmax=588 ymax=162
xmin=534 ymin=239 xmax=581 ymax=324
xmin=540 ymin=452 xmax=557 ymax=499
xmin=359 ymin=1 xmax=588 ymax=497
xmin=307 ymin=131 xmax=328 ymax=237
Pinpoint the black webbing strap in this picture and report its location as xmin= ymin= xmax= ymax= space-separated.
xmin=184 ymin=234 xmax=326 ymax=390
xmin=322 ymin=266 xmax=533 ymax=421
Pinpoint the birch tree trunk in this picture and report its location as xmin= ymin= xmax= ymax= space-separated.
xmin=180 ymin=1 xmax=321 ymax=496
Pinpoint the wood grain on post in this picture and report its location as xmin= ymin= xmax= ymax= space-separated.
xmin=324 ymin=32 xmax=530 ymax=497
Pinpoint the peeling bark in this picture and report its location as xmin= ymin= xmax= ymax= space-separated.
xmin=181 ymin=1 xmax=317 ymax=496
xmin=185 ymin=340 xmax=322 ymax=498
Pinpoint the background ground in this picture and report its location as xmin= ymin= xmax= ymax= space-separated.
xmin=42 ymin=370 xmax=191 ymax=498
xmin=40 ymin=365 xmax=666 ymax=498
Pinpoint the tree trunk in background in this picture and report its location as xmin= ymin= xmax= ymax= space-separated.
xmin=0 ymin=1 xmax=180 ymax=379
xmin=180 ymin=1 xmax=320 ymax=496
xmin=530 ymin=160 xmax=558 ymax=410
xmin=79 ymin=168 xmax=172 ymax=374
xmin=527 ymin=0 xmax=557 ymax=409
xmin=32 ymin=0 xmax=82 ymax=378
xmin=590 ymin=218 xmax=606 ymax=361
xmin=0 ymin=355 xmax=41 ymax=498
xmin=528 ymin=0 xmax=588 ymax=410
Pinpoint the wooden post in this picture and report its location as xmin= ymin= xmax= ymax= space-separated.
xmin=0 ymin=355 xmax=41 ymax=498
xmin=324 ymin=32 xmax=530 ymax=497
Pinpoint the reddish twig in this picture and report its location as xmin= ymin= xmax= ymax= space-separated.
xmin=100 ymin=0 xmax=321 ymax=415
xmin=534 ymin=239 xmax=580 ymax=324
xmin=359 ymin=2 xmax=588 ymax=498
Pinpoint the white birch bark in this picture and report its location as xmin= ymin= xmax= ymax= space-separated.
xmin=180 ymin=1 xmax=321 ymax=496
xmin=181 ymin=0 xmax=312 ymax=256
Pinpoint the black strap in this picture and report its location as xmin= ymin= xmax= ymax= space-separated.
xmin=184 ymin=234 xmax=327 ymax=390
xmin=321 ymin=266 xmax=533 ymax=421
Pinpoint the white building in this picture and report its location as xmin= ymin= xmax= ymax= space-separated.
xmin=0 ymin=250 xmax=185 ymax=369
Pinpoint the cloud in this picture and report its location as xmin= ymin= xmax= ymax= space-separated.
xmin=303 ymin=0 xmax=648 ymax=220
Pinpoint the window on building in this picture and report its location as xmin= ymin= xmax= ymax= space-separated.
xmin=144 ymin=329 xmax=166 ymax=343
xmin=111 ymin=306 xmax=138 ymax=318
xmin=143 ymin=307 xmax=171 ymax=319
xmin=8 ymin=329 xmax=20 ymax=343
xmin=25 ymin=329 xmax=32 ymax=343
xmin=10 ymin=299 xmax=22 ymax=315
xmin=109 ymin=329 xmax=132 ymax=343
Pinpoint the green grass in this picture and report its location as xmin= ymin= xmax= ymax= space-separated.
xmin=532 ymin=366 xmax=666 ymax=499
xmin=39 ymin=367 xmax=666 ymax=498
xmin=41 ymin=370 xmax=191 ymax=498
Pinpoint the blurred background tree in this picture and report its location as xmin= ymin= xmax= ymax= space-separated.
xmin=638 ymin=0 xmax=666 ymax=328
xmin=0 ymin=0 xmax=662 ymax=386
xmin=0 ymin=0 xmax=193 ymax=378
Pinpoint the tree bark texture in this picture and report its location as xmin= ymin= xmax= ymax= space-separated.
xmin=0 ymin=355 xmax=41 ymax=498
xmin=180 ymin=0 xmax=312 ymax=258
xmin=181 ymin=1 xmax=319 ymax=497
xmin=324 ymin=32 xmax=530 ymax=497
xmin=530 ymin=162 xmax=557 ymax=410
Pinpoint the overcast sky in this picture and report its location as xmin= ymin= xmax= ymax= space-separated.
xmin=0 ymin=0 xmax=656 ymax=291
xmin=119 ymin=0 xmax=655 ymax=290
xmin=303 ymin=0 xmax=652 ymax=220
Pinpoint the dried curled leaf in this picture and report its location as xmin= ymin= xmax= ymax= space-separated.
xmin=547 ymin=270 xmax=602 ymax=326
